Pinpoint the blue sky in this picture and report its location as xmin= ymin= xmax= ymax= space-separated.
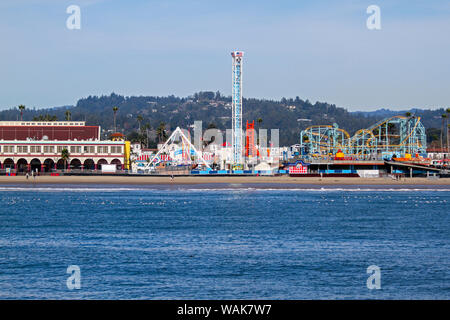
xmin=0 ymin=0 xmax=449 ymax=110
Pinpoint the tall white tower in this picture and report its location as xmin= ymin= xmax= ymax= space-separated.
xmin=231 ymin=51 xmax=244 ymax=168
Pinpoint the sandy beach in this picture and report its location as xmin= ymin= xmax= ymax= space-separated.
xmin=0 ymin=175 xmax=449 ymax=185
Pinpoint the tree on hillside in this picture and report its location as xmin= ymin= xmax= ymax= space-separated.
xmin=33 ymin=114 xmax=57 ymax=121
xmin=127 ymin=131 xmax=148 ymax=147
xmin=3 ymin=92 xmax=449 ymax=147
xmin=197 ymin=91 xmax=215 ymax=101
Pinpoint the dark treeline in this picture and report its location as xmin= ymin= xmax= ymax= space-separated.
xmin=0 ymin=92 xmax=447 ymax=146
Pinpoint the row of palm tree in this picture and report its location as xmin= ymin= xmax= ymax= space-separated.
xmin=17 ymin=105 xmax=73 ymax=121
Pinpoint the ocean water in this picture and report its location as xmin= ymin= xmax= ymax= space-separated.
xmin=0 ymin=184 xmax=449 ymax=299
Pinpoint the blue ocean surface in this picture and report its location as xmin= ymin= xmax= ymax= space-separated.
xmin=0 ymin=184 xmax=449 ymax=299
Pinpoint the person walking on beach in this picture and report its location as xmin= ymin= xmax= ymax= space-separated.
xmin=26 ymin=172 xmax=29 ymax=180
xmin=170 ymin=174 xmax=174 ymax=181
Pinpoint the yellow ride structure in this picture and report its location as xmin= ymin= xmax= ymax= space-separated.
xmin=300 ymin=116 xmax=427 ymax=159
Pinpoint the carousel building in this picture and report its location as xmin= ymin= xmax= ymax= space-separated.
xmin=0 ymin=121 xmax=130 ymax=172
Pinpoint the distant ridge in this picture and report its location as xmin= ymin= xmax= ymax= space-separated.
xmin=351 ymin=108 xmax=435 ymax=118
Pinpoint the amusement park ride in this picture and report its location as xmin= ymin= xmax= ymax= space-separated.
xmin=231 ymin=51 xmax=244 ymax=170
xmin=245 ymin=120 xmax=259 ymax=158
xmin=142 ymin=127 xmax=211 ymax=170
xmin=300 ymin=116 xmax=427 ymax=160
xmin=134 ymin=51 xmax=440 ymax=176
xmin=141 ymin=51 xmax=247 ymax=171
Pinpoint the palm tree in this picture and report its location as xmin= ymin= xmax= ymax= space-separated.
xmin=61 ymin=148 xmax=70 ymax=171
xmin=65 ymin=110 xmax=71 ymax=121
xmin=256 ymin=118 xmax=263 ymax=145
xmin=112 ymin=106 xmax=119 ymax=132
xmin=405 ymin=112 xmax=411 ymax=118
xmin=137 ymin=115 xmax=143 ymax=132
xmin=142 ymin=122 xmax=151 ymax=147
xmin=156 ymin=122 xmax=167 ymax=143
xmin=257 ymin=118 xmax=263 ymax=128
xmin=18 ymin=105 xmax=25 ymax=121
xmin=441 ymin=114 xmax=447 ymax=150
xmin=446 ymin=108 xmax=450 ymax=152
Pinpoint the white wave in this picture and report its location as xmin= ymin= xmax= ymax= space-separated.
xmin=0 ymin=187 xmax=141 ymax=192
xmin=186 ymin=188 xmax=450 ymax=192
xmin=0 ymin=186 xmax=448 ymax=193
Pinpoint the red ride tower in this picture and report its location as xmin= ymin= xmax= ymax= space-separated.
xmin=245 ymin=120 xmax=259 ymax=158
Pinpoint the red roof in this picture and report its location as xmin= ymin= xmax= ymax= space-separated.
xmin=0 ymin=125 xmax=99 ymax=141
xmin=111 ymin=132 xmax=124 ymax=137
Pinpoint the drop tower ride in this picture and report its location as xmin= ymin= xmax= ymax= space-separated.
xmin=231 ymin=51 xmax=244 ymax=168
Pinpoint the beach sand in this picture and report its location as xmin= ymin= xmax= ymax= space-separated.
xmin=0 ymin=175 xmax=449 ymax=185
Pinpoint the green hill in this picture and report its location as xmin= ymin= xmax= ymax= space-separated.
xmin=0 ymin=92 xmax=448 ymax=147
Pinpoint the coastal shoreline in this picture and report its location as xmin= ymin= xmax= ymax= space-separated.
xmin=1 ymin=175 xmax=449 ymax=186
